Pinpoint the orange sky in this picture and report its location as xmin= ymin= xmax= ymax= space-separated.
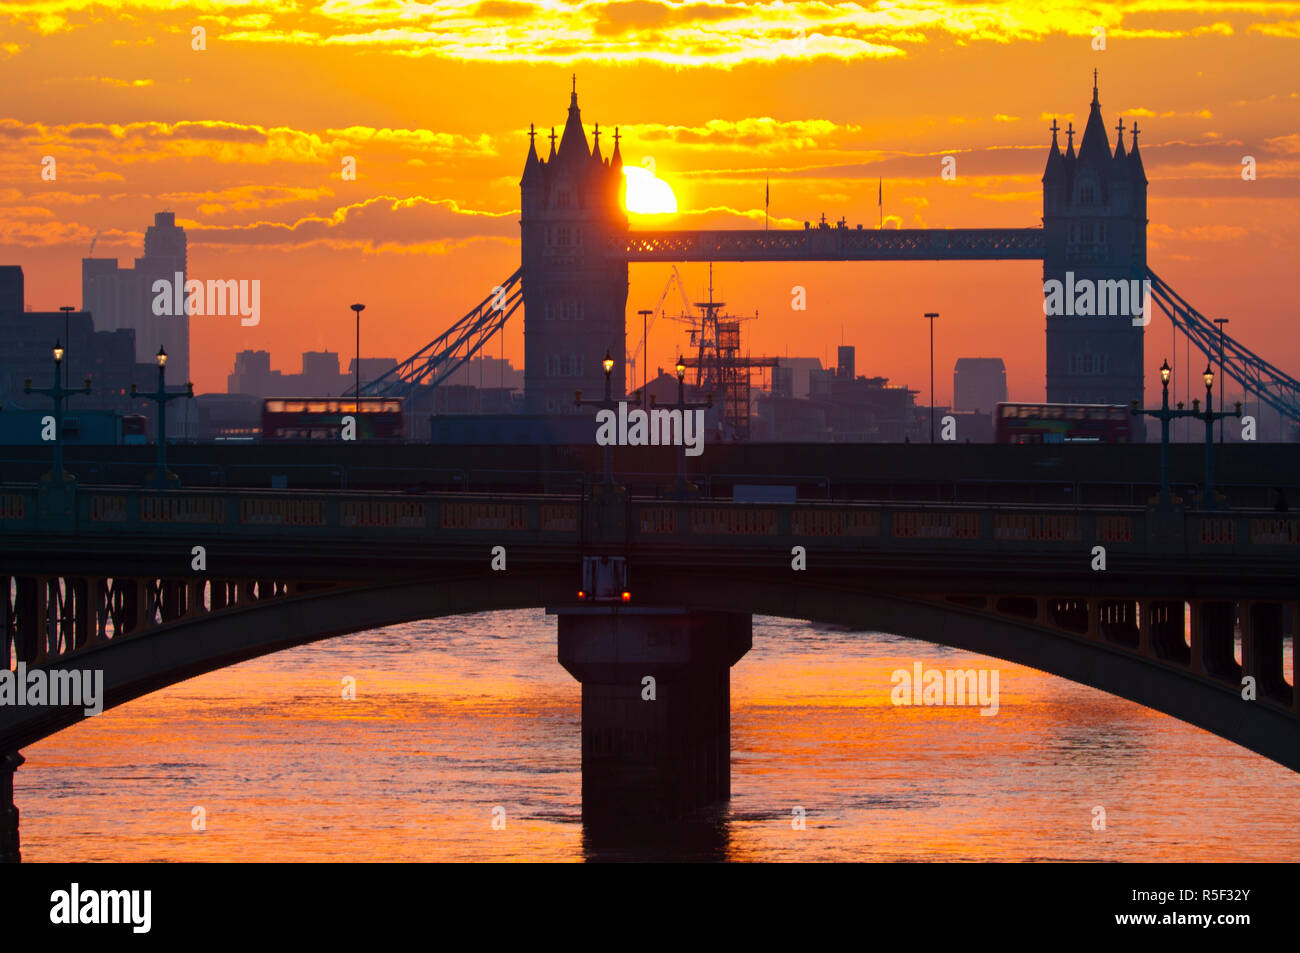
xmin=3 ymin=1 xmax=1298 ymax=404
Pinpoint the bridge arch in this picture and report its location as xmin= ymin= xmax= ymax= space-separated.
xmin=2 ymin=567 xmax=1295 ymax=774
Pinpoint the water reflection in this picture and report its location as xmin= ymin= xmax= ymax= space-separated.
xmin=14 ymin=610 xmax=1300 ymax=862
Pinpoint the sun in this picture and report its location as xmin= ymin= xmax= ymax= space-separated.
xmin=623 ymin=166 xmax=678 ymax=214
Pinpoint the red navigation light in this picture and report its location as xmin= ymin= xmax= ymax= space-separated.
xmin=621 ymin=591 xmax=631 ymax=603
xmin=577 ymin=590 xmax=586 ymax=601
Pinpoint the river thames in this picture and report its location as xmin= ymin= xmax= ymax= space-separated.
xmin=16 ymin=611 xmax=1299 ymax=862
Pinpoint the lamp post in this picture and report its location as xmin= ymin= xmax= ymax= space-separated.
xmin=923 ymin=312 xmax=939 ymax=443
xmin=651 ymin=356 xmax=712 ymax=499
xmin=350 ymin=303 xmax=365 ymax=414
xmin=25 ymin=340 xmax=91 ymax=484
xmin=1197 ymin=364 xmax=1241 ymax=511
xmin=637 ymin=308 xmax=653 ymax=406
xmin=132 ymin=345 xmax=192 ymax=490
xmin=58 ymin=306 xmax=75 ymax=396
xmin=576 ymin=350 xmax=618 ymax=486
xmin=1213 ymin=318 xmax=1229 ymax=444
xmin=1131 ymin=358 xmax=1199 ymax=510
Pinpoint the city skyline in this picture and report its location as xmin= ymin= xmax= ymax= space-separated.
xmin=3 ymin=5 xmax=1297 ymax=408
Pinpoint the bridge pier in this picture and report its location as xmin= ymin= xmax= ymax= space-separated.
xmin=1199 ymin=601 xmax=1241 ymax=682
xmin=1243 ymin=602 xmax=1291 ymax=706
xmin=556 ymin=609 xmax=750 ymax=832
xmin=1 ymin=751 xmax=22 ymax=863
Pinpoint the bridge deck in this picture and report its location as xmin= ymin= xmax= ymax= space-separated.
xmin=614 ymin=227 xmax=1046 ymax=262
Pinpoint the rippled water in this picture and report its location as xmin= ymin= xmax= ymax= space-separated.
xmin=15 ymin=611 xmax=1300 ymax=861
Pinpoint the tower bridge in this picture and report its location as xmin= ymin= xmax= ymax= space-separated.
xmin=361 ymin=75 xmax=1300 ymax=429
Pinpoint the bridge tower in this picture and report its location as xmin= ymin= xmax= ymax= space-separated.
xmin=1042 ymin=74 xmax=1148 ymax=437
xmin=520 ymin=80 xmax=629 ymax=414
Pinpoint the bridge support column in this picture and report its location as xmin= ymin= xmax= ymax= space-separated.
xmin=1200 ymin=601 xmax=1241 ymax=684
xmin=1243 ymin=602 xmax=1290 ymax=706
xmin=556 ymin=609 xmax=751 ymax=831
xmin=1293 ymin=603 xmax=1300 ymax=716
xmin=1 ymin=751 xmax=23 ymax=863
xmin=1188 ymin=599 xmax=1205 ymax=676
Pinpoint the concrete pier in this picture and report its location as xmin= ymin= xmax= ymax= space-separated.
xmin=556 ymin=608 xmax=750 ymax=830
xmin=1 ymin=751 xmax=23 ymax=863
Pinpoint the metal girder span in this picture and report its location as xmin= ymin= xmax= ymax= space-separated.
xmin=615 ymin=227 xmax=1046 ymax=262
xmin=1146 ymin=269 xmax=1300 ymax=426
xmin=359 ymin=268 xmax=523 ymax=398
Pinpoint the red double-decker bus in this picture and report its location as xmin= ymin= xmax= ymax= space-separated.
xmin=995 ymin=402 xmax=1131 ymax=444
xmin=261 ymin=398 xmax=403 ymax=441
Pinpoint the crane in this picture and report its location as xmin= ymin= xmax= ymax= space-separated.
xmin=628 ymin=265 xmax=691 ymax=389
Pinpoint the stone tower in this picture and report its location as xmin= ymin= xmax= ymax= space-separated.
xmin=520 ymin=80 xmax=629 ymax=414
xmin=1042 ymin=74 xmax=1148 ymax=436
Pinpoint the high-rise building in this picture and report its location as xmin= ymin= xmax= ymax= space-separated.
xmin=0 ymin=265 xmax=153 ymax=421
xmin=519 ymin=81 xmax=628 ymax=414
xmin=1042 ymin=76 xmax=1147 ymax=438
xmin=837 ymin=345 xmax=855 ymax=380
xmin=0 ymin=266 xmax=22 ymax=313
xmin=953 ymin=357 xmax=1008 ymax=413
xmin=82 ymin=212 xmax=190 ymax=411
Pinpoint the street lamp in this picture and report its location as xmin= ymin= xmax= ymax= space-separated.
xmin=1214 ymin=318 xmax=1229 ymax=444
xmin=59 ymin=306 xmax=75 ymax=396
xmin=577 ymin=350 xmax=619 ymax=486
xmin=1195 ymin=363 xmax=1241 ymax=511
xmin=923 ymin=312 xmax=939 ymax=443
xmin=1132 ymin=358 xmax=1198 ymax=510
xmin=25 ymin=340 xmax=91 ymax=484
xmin=132 ymin=345 xmax=193 ymax=490
xmin=637 ymin=309 xmax=652 ymax=404
xmin=350 ymin=303 xmax=365 ymax=414
xmin=648 ymin=355 xmax=712 ymax=498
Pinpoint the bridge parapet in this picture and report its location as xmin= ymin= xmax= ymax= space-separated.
xmin=2 ymin=484 xmax=1299 ymax=568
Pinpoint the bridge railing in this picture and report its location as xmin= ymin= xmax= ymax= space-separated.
xmin=2 ymin=485 xmax=1299 ymax=561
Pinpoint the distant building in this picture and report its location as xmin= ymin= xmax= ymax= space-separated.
xmin=837 ymin=346 xmax=855 ymax=380
xmin=82 ymin=212 xmax=190 ymax=391
xmin=0 ymin=266 xmax=22 ymax=312
xmin=757 ymin=350 xmax=919 ymax=442
xmin=771 ymin=365 xmax=794 ymax=399
xmin=953 ymin=357 xmax=1008 ymax=414
xmin=439 ymin=356 xmax=524 ymax=392
xmin=226 ymin=350 xmax=398 ymax=398
xmin=194 ymin=393 xmax=263 ymax=441
xmin=0 ymin=266 xmax=156 ymax=426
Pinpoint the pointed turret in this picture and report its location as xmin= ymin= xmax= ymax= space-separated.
xmin=591 ymin=122 xmax=603 ymax=165
xmin=521 ymin=122 xmax=541 ymax=186
xmin=1043 ymin=118 xmax=1065 ymax=181
xmin=1077 ymin=69 xmax=1111 ymax=165
xmin=1128 ymin=121 xmax=1147 ymax=184
xmin=1113 ymin=116 xmax=1127 ymax=161
xmin=556 ymin=74 xmax=590 ymax=165
xmin=547 ymin=126 xmax=557 ymax=162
